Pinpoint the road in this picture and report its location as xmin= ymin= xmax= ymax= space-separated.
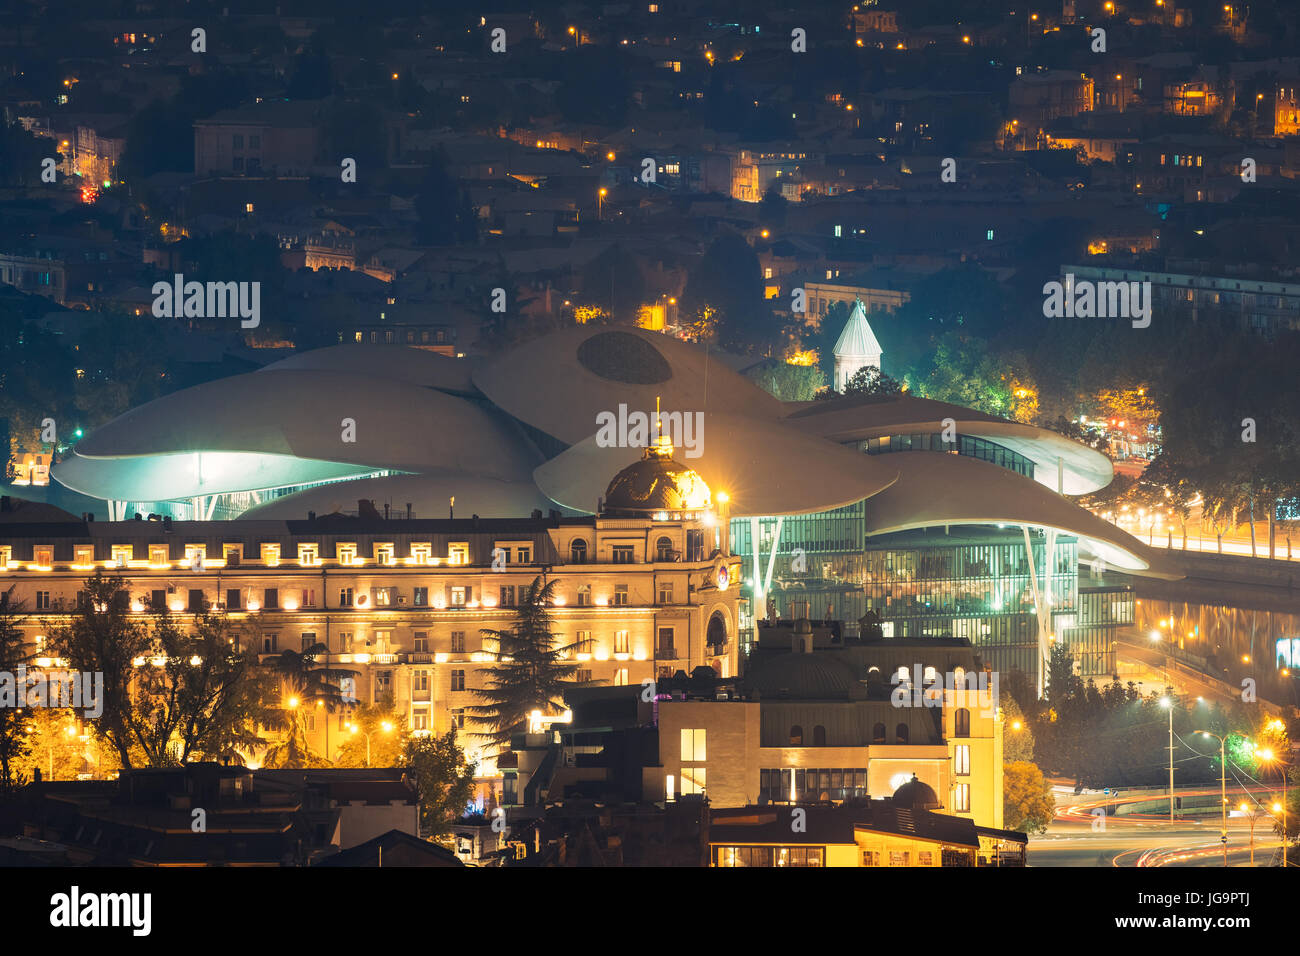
xmin=1027 ymin=786 xmax=1286 ymax=867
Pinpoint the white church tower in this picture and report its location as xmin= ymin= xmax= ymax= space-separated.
xmin=832 ymin=298 xmax=883 ymax=392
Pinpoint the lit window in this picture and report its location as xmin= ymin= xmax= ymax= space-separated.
xmin=449 ymin=542 xmax=469 ymax=565
xmin=680 ymin=728 xmax=706 ymax=762
xmin=73 ymin=545 xmax=94 ymax=567
xmin=336 ymin=543 xmax=357 ymax=566
xmin=410 ymin=543 xmax=432 ymax=565
xmin=298 ymin=543 xmax=319 ymax=567
xmin=374 ymin=543 xmax=394 ymax=566
xmin=955 ymin=744 xmax=970 ymax=775
xmin=680 ymin=766 xmax=706 ymax=795
xmin=261 ymin=544 xmax=280 ymax=567
xmin=954 ymin=782 xmax=970 ymax=812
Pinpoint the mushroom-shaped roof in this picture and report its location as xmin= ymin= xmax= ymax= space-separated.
xmin=261 ymin=344 xmax=479 ymax=395
xmin=534 ymin=409 xmax=898 ymax=517
xmin=859 ymin=450 xmax=1179 ymax=577
xmin=473 ymin=326 xmax=787 ymax=444
xmin=603 ymin=440 xmax=711 ymax=513
xmin=892 ymin=774 xmax=942 ymax=810
xmin=785 ymin=393 xmax=1113 ymax=495
xmin=55 ymin=369 xmax=540 ymax=501
xmin=746 ymin=652 xmax=856 ymax=700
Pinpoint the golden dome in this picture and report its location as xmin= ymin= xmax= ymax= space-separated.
xmin=603 ymin=438 xmax=711 ymax=514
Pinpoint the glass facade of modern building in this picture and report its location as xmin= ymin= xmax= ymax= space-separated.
xmin=733 ymin=517 xmax=1131 ymax=687
xmin=858 ymin=433 xmax=1036 ymax=480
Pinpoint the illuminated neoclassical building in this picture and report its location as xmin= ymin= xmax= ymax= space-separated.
xmin=0 ymin=444 xmax=741 ymax=777
xmin=43 ymin=325 xmax=1178 ymax=686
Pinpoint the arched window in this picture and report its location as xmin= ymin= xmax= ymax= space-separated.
xmin=655 ymin=536 xmax=674 ymax=562
xmin=953 ymin=666 xmax=967 ymax=690
xmin=570 ymin=539 xmax=588 ymax=563
xmin=789 ymin=724 xmax=803 ymax=746
xmin=955 ymin=708 xmax=970 ymax=738
xmin=896 ymin=723 xmax=909 ymax=745
xmin=813 ymin=725 xmax=827 ymax=746
xmin=872 ymin=722 xmax=886 ymax=744
xmin=923 ymin=665 xmax=937 ymax=684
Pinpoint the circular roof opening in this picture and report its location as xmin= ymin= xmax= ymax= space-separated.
xmin=576 ymin=331 xmax=672 ymax=384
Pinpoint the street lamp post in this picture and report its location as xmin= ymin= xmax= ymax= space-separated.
xmin=1258 ymin=747 xmax=1289 ymax=867
xmin=349 ymin=720 xmax=395 ymax=767
xmin=1240 ymin=803 xmax=1257 ymax=865
xmin=1197 ymin=730 xmax=1230 ymax=866
xmin=1160 ymin=697 xmax=1174 ymax=823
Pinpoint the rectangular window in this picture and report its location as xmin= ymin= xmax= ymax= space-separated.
xmin=301 ymin=588 xmax=316 ymax=608
xmin=297 ymin=543 xmax=319 ymax=567
xmin=614 ymin=630 xmax=629 ymax=654
xmin=611 ymin=546 xmax=634 ymax=564
xmin=450 ymin=631 xmax=465 ymax=653
xmin=448 ymin=542 xmax=469 ymax=565
xmin=263 ymin=588 xmax=279 ymax=610
xmin=374 ymin=543 xmax=394 ymax=566
xmin=410 ymin=543 xmax=432 ymax=565
xmin=414 ymin=632 xmax=429 ymax=653
xmin=450 ymin=669 xmax=466 ymax=692
xmin=499 ymin=585 xmax=516 ymax=607
xmin=614 ymin=668 xmax=628 ymax=685
xmin=263 ymin=633 xmax=278 ymax=653
xmin=339 ymin=587 xmax=354 ymax=607
xmin=955 ymin=744 xmax=970 ymax=776
xmin=336 ymin=543 xmax=357 ymax=566
xmin=954 ymin=782 xmax=971 ymax=812
xmin=413 ymin=586 xmax=429 ymax=606
xmin=226 ymin=588 xmax=241 ymax=610
xmin=301 ymin=632 xmax=317 ymax=652
xmin=36 ymin=591 xmax=51 ymax=610
xmin=222 ymin=543 xmax=242 ymax=566
xmin=516 ymin=546 xmax=532 ymax=563
xmin=656 ymin=627 xmax=675 ymax=658
xmin=374 ymin=670 xmax=392 ymax=702
xmin=614 ymin=585 xmax=629 ymax=606
xmin=658 ymin=582 xmax=673 ymax=604
xmin=575 ymin=631 xmax=593 ymax=658
xmin=339 ymin=632 xmax=354 ymax=653
xmin=680 ymin=766 xmax=706 ymax=795
xmin=575 ymin=668 xmax=592 ymax=684
xmin=680 ymin=728 xmax=706 ymax=762
xmin=261 ymin=544 xmax=280 ymax=567
xmin=450 ymin=587 xmax=466 ymax=606
xmin=188 ymin=588 xmax=204 ymax=611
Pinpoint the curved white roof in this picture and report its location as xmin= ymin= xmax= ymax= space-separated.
xmin=473 ymin=326 xmax=787 ymax=444
xmin=261 ymin=344 xmax=478 ymax=394
xmin=860 ymin=452 xmax=1178 ymax=577
xmin=533 ymin=410 xmax=899 ymax=517
xmin=239 ymin=472 xmax=559 ymax=520
xmin=785 ymin=394 xmax=1113 ymax=495
xmin=58 ymin=368 xmax=538 ymax=501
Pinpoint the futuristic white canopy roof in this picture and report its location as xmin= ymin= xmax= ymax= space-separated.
xmin=785 ymin=394 xmax=1114 ymax=495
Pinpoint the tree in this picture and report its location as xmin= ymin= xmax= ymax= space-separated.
xmin=46 ymin=573 xmax=150 ymax=771
xmin=680 ymin=234 xmax=775 ymax=352
xmin=124 ymin=606 xmax=269 ymax=766
xmin=334 ymin=700 xmax=409 ymax=768
xmin=841 ymin=365 xmax=905 ymax=398
xmin=580 ymin=244 xmax=646 ymax=326
xmin=404 ymin=731 xmax=477 ymax=839
xmin=0 ymin=591 xmax=32 ymax=798
xmin=415 ymin=150 xmax=478 ymax=246
xmin=469 ymin=577 xmax=577 ymax=749
xmin=744 ymin=360 xmax=825 ymax=402
xmin=1001 ymin=692 xmax=1035 ymax=763
xmin=263 ymin=640 xmax=357 ymax=766
xmin=1003 ymin=760 xmax=1056 ymax=834
xmin=16 ymin=708 xmax=85 ymax=783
